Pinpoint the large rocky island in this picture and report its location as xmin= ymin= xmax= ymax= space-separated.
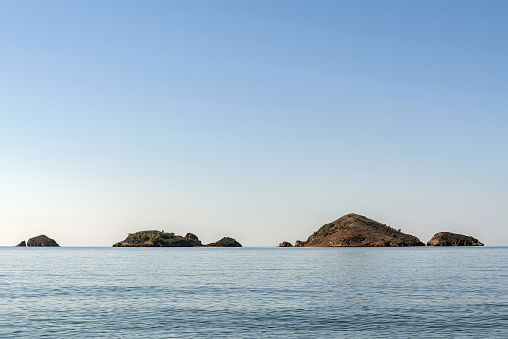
xmin=113 ymin=230 xmax=242 ymax=247
xmin=289 ymin=213 xmax=425 ymax=247
xmin=17 ymin=235 xmax=59 ymax=247
xmin=427 ymin=232 xmax=483 ymax=246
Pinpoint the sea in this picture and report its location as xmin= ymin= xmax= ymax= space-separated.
xmin=0 ymin=247 xmax=506 ymax=338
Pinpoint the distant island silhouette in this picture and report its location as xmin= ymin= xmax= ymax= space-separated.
xmin=279 ymin=213 xmax=483 ymax=247
xmin=17 ymin=235 xmax=59 ymax=247
xmin=112 ymin=230 xmax=242 ymax=247
xmin=14 ymin=214 xmax=484 ymax=247
xmin=427 ymin=232 xmax=483 ymax=246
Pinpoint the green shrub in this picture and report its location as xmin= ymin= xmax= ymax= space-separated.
xmin=316 ymin=223 xmax=343 ymax=237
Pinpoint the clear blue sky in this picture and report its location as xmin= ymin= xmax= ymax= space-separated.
xmin=1 ymin=1 xmax=507 ymax=246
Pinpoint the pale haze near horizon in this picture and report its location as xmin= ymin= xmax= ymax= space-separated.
xmin=1 ymin=1 xmax=507 ymax=246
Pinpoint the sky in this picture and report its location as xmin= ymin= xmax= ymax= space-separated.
xmin=1 ymin=0 xmax=507 ymax=246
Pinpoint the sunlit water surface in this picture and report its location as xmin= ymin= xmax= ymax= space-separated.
xmin=0 ymin=247 xmax=506 ymax=338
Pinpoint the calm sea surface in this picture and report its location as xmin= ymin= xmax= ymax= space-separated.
xmin=0 ymin=247 xmax=506 ymax=338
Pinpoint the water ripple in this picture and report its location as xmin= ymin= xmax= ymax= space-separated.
xmin=0 ymin=247 xmax=506 ymax=338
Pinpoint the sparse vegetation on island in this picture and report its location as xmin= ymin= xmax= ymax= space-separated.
xmin=427 ymin=232 xmax=483 ymax=246
xmin=16 ymin=235 xmax=59 ymax=247
xmin=113 ymin=231 xmax=242 ymax=247
xmin=290 ymin=213 xmax=424 ymax=247
xmin=206 ymin=237 xmax=242 ymax=247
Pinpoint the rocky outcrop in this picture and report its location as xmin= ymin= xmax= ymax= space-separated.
xmin=294 ymin=240 xmax=305 ymax=247
xmin=295 ymin=213 xmax=425 ymax=247
xmin=427 ymin=232 xmax=483 ymax=246
xmin=26 ymin=235 xmax=59 ymax=247
xmin=113 ymin=231 xmax=242 ymax=247
xmin=206 ymin=237 xmax=242 ymax=247
xmin=185 ymin=233 xmax=199 ymax=241
xmin=113 ymin=230 xmax=202 ymax=247
xmin=16 ymin=241 xmax=26 ymax=247
xmin=278 ymin=241 xmax=293 ymax=247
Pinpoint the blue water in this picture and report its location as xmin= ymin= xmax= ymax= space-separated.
xmin=0 ymin=247 xmax=506 ymax=338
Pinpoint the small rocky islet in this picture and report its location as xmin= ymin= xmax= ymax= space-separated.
xmin=206 ymin=237 xmax=242 ymax=247
xmin=279 ymin=213 xmax=483 ymax=247
xmin=427 ymin=232 xmax=483 ymax=246
xmin=112 ymin=230 xmax=242 ymax=247
xmin=17 ymin=235 xmax=59 ymax=247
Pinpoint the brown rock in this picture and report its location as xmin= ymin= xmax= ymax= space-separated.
xmin=294 ymin=240 xmax=305 ymax=247
xmin=113 ymin=230 xmax=202 ymax=247
xmin=206 ymin=237 xmax=242 ymax=247
xmin=427 ymin=232 xmax=483 ymax=246
xmin=26 ymin=235 xmax=59 ymax=247
xmin=185 ymin=233 xmax=199 ymax=241
xmin=278 ymin=241 xmax=293 ymax=247
xmin=297 ymin=213 xmax=424 ymax=247
xmin=16 ymin=241 xmax=26 ymax=247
